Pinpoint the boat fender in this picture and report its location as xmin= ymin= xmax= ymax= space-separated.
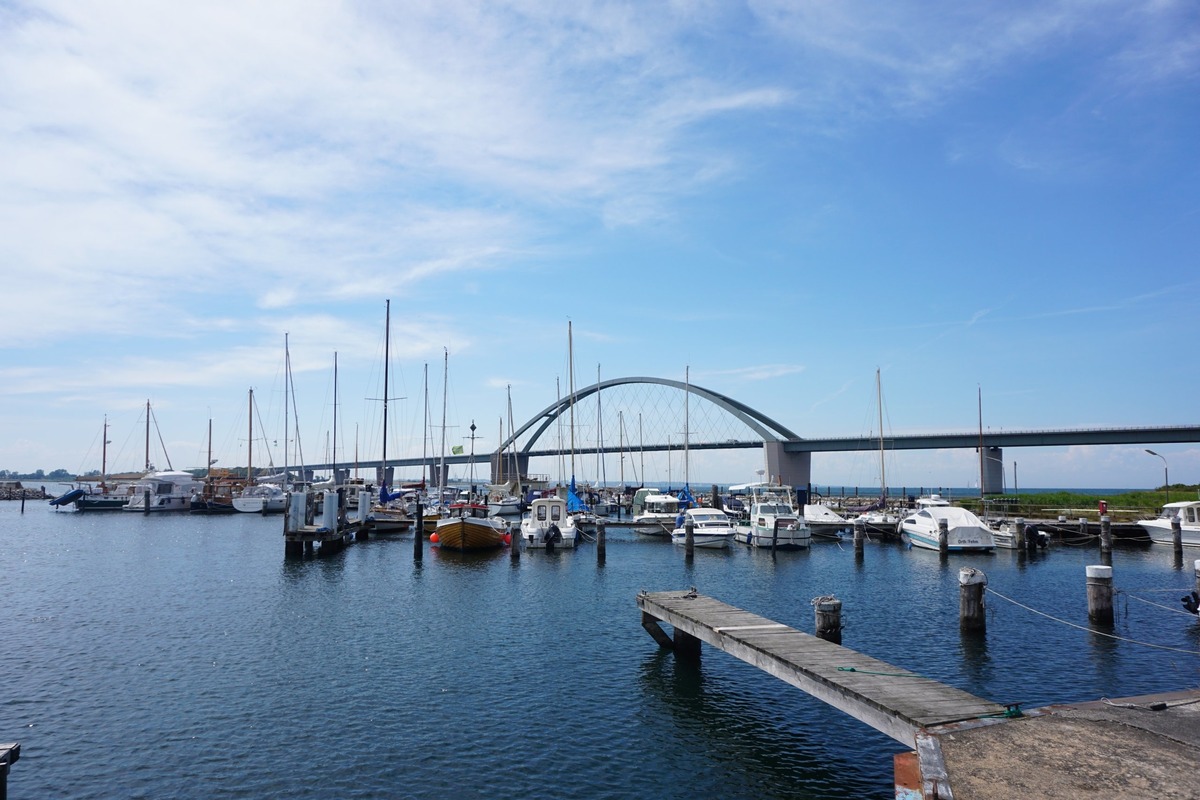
xmin=1182 ymin=591 xmax=1200 ymax=616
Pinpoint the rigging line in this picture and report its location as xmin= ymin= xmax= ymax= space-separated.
xmin=984 ymin=587 xmax=1200 ymax=656
xmin=1121 ymin=592 xmax=1200 ymax=618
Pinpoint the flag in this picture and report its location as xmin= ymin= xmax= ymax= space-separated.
xmin=451 ymin=445 xmax=464 ymax=455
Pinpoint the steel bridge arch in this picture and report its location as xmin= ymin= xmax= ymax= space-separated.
xmin=502 ymin=376 xmax=801 ymax=454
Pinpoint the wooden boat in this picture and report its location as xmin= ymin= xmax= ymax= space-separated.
xmin=433 ymin=502 xmax=509 ymax=550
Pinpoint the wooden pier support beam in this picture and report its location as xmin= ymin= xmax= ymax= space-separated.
xmin=959 ymin=567 xmax=987 ymax=633
xmin=1 ymin=742 xmax=20 ymax=800
xmin=596 ymin=518 xmax=606 ymax=565
xmin=813 ymin=595 xmax=843 ymax=644
xmin=1086 ymin=565 xmax=1114 ymax=626
xmin=641 ymin=610 xmax=674 ymax=649
xmin=674 ymin=626 xmax=702 ymax=661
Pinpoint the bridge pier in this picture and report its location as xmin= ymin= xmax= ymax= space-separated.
xmin=763 ymin=441 xmax=811 ymax=492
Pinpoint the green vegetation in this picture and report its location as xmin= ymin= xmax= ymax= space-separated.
xmin=0 ymin=468 xmax=73 ymax=481
xmin=961 ymin=485 xmax=1200 ymax=522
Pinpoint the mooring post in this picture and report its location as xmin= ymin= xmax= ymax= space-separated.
xmin=959 ymin=567 xmax=987 ymax=633
xmin=510 ymin=518 xmax=520 ymax=562
xmin=813 ymin=596 xmax=842 ymax=644
xmin=596 ymin=518 xmax=606 ymax=564
xmin=853 ymin=519 xmax=865 ymax=559
xmin=1078 ymin=517 xmax=1088 ymax=540
xmin=413 ymin=501 xmax=424 ymax=562
xmin=1172 ymin=519 xmax=1183 ymax=560
xmin=143 ymin=488 xmax=151 ymax=514
xmin=685 ymin=516 xmax=694 ymax=558
xmin=1015 ymin=518 xmax=1027 ymax=551
xmin=1099 ymin=515 xmax=1112 ymax=566
xmin=1194 ymin=559 xmax=1200 ymax=595
xmin=1086 ymin=565 xmax=1114 ymax=625
xmin=710 ymin=484 xmax=719 ymax=509
xmin=937 ymin=518 xmax=949 ymax=555
xmin=771 ymin=517 xmax=779 ymax=554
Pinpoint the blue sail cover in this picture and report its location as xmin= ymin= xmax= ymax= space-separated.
xmin=567 ymin=476 xmax=590 ymax=513
xmin=379 ymin=485 xmax=403 ymax=503
xmin=678 ymin=484 xmax=697 ymax=509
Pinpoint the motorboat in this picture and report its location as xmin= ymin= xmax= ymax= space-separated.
xmin=803 ymin=502 xmax=851 ymax=539
xmin=632 ymin=490 xmax=683 ymax=536
xmin=989 ymin=519 xmax=1050 ymax=550
xmin=734 ymin=484 xmax=810 ymax=549
xmin=432 ymin=502 xmax=510 ymax=551
xmin=670 ymin=508 xmax=736 ymax=549
xmin=123 ymin=471 xmax=205 ymax=512
xmin=899 ymin=504 xmax=995 ymax=552
xmin=233 ymin=483 xmax=287 ymax=514
xmin=519 ymin=496 xmax=578 ymax=549
xmin=1138 ymin=501 xmax=1200 ymax=547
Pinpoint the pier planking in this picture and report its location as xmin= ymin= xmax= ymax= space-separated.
xmin=637 ymin=590 xmax=1006 ymax=748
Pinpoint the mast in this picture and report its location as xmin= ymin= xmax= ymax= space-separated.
xmin=144 ymin=399 xmax=150 ymax=472
xmin=639 ymin=413 xmax=644 ymax=488
xmin=421 ymin=362 xmax=429 ymax=487
xmin=596 ymin=363 xmax=602 ymax=486
xmin=568 ymin=321 xmax=576 ymax=481
xmin=101 ymin=416 xmax=109 ymax=492
xmin=283 ymin=333 xmax=290 ymax=487
xmin=506 ymin=385 xmax=519 ymax=496
xmin=381 ymin=299 xmax=390 ymax=485
xmin=247 ymin=387 xmax=253 ymax=485
xmin=618 ymin=410 xmax=625 ymax=489
xmin=977 ymin=384 xmax=985 ymax=503
xmin=876 ymin=369 xmax=885 ymax=500
xmin=438 ymin=347 xmax=448 ymax=492
xmin=497 ymin=417 xmax=504 ymax=483
xmin=333 ymin=351 xmax=339 ymax=484
xmin=684 ymin=365 xmax=690 ymax=489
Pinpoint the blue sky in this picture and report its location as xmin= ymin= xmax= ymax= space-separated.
xmin=2 ymin=0 xmax=1197 ymax=491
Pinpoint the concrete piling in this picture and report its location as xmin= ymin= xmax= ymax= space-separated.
xmin=1086 ymin=565 xmax=1114 ymax=625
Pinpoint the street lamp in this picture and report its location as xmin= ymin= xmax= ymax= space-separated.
xmin=1145 ymin=449 xmax=1168 ymax=503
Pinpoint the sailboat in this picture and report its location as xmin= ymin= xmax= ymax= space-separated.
xmin=433 ymin=417 xmax=509 ymax=551
xmin=367 ymin=299 xmax=414 ymax=533
xmin=124 ymin=400 xmax=204 ymax=512
xmin=233 ymin=388 xmax=287 ymax=514
xmin=190 ymin=417 xmax=238 ymax=513
xmin=70 ymin=416 xmax=135 ymax=510
xmin=849 ymin=369 xmax=900 ymax=532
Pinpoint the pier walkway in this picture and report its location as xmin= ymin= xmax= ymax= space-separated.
xmin=638 ymin=590 xmax=1200 ymax=799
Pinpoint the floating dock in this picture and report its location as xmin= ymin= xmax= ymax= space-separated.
xmin=637 ymin=590 xmax=1200 ymax=798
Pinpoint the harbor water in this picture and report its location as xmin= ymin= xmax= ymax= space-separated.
xmin=3 ymin=499 xmax=1198 ymax=799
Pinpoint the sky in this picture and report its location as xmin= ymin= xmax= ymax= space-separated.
xmin=2 ymin=0 xmax=1198 ymax=491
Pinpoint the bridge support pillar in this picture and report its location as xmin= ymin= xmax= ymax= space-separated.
xmin=763 ymin=442 xmax=810 ymax=492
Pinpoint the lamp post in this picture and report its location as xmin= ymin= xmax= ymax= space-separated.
xmin=1145 ymin=449 xmax=1168 ymax=503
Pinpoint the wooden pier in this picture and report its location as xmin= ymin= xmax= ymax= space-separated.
xmin=638 ymin=590 xmax=1200 ymax=798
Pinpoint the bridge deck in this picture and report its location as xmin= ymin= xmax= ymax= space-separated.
xmin=637 ymin=590 xmax=1006 ymax=748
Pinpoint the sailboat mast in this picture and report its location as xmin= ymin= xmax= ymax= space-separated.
xmin=101 ymin=416 xmax=109 ymax=492
xmin=247 ymin=388 xmax=253 ymax=484
xmin=618 ymin=410 xmax=624 ymax=489
xmin=876 ymin=369 xmax=885 ymax=500
xmin=568 ymin=321 xmax=576 ymax=479
xmin=382 ymin=299 xmax=390 ymax=480
xmin=421 ymin=362 xmax=429 ymax=486
xmin=978 ymin=385 xmax=985 ymax=503
xmin=438 ymin=348 xmax=448 ymax=491
xmin=144 ymin=399 xmax=150 ymax=472
xmin=684 ymin=366 xmax=690 ymax=488
xmin=596 ymin=363 xmax=601 ymax=485
xmin=283 ymin=333 xmax=290 ymax=485
xmin=332 ymin=351 xmax=339 ymax=484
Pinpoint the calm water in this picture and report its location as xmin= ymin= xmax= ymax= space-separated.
xmin=3 ymin=500 xmax=1198 ymax=799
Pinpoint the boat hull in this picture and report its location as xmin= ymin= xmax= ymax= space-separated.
xmin=1138 ymin=521 xmax=1200 ymax=547
xmin=901 ymin=524 xmax=995 ymax=552
xmin=736 ymin=524 xmax=811 ymax=549
xmin=434 ymin=518 xmax=508 ymax=551
xmin=670 ymin=531 xmax=734 ymax=548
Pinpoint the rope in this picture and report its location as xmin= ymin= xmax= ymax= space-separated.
xmin=1121 ymin=591 xmax=1199 ymax=618
xmin=836 ymin=666 xmax=923 ymax=678
xmin=984 ymin=587 xmax=1200 ymax=655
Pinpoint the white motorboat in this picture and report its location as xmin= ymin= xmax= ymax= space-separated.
xmin=233 ymin=483 xmax=287 ymax=514
xmin=734 ymin=484 xmax=810 ymax=549
xmin=670 ymin=508 xmax=736 ymax=549
xmin=123 ymin=470 xmax=205 ymax=512
xmin=899 ymin=504 xmax=995 ymax=552
xmin=520 ymin=496 xmax=578 ymax=549
xmin=1138 ymin=501 xmax=1200 ymax=547
xmin=803 ymin=503 xmax=850 ymax=539
xmin=988 ymin=519 xmax=1050 ymax=550
xmin=632 ymin=490 xmax=682 ymax=536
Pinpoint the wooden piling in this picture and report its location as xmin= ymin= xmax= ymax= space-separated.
xmin=596 ymin=518 xmax=606 ymax=564
xmin=853 ymin=519 xmax=865 ymax=558
xmin=1 ymin=741 xmax=20 ymax=800
xmin=1015 ymin=518 xmax=1027 ymax=551
xmin=813 ymin=596 xmax=842 ymax=644
xmin=685 ymin=517 xmax=694 ymax=558
xmin=1086 ymin=565 xmax=1114 ymax=625
xmin=143 ymin=488 xmax=151 ymax=514
xmin=959 ymin=567 xmax=986 ymax=633
xmin=413 ymin=501 xmax=424 ymax=561
xmin=771 ymin=517 xmax=779 ymax=554
xmin=1100 ymin=515 xmax=1112 ymax=562
xmin=937 ymin=519 xmax=949 ymax=555
xmin=1172 ymin=519 xmax=1183 ymax=560
xmin=1078 ymin=517 xmax=1088 ymax=540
